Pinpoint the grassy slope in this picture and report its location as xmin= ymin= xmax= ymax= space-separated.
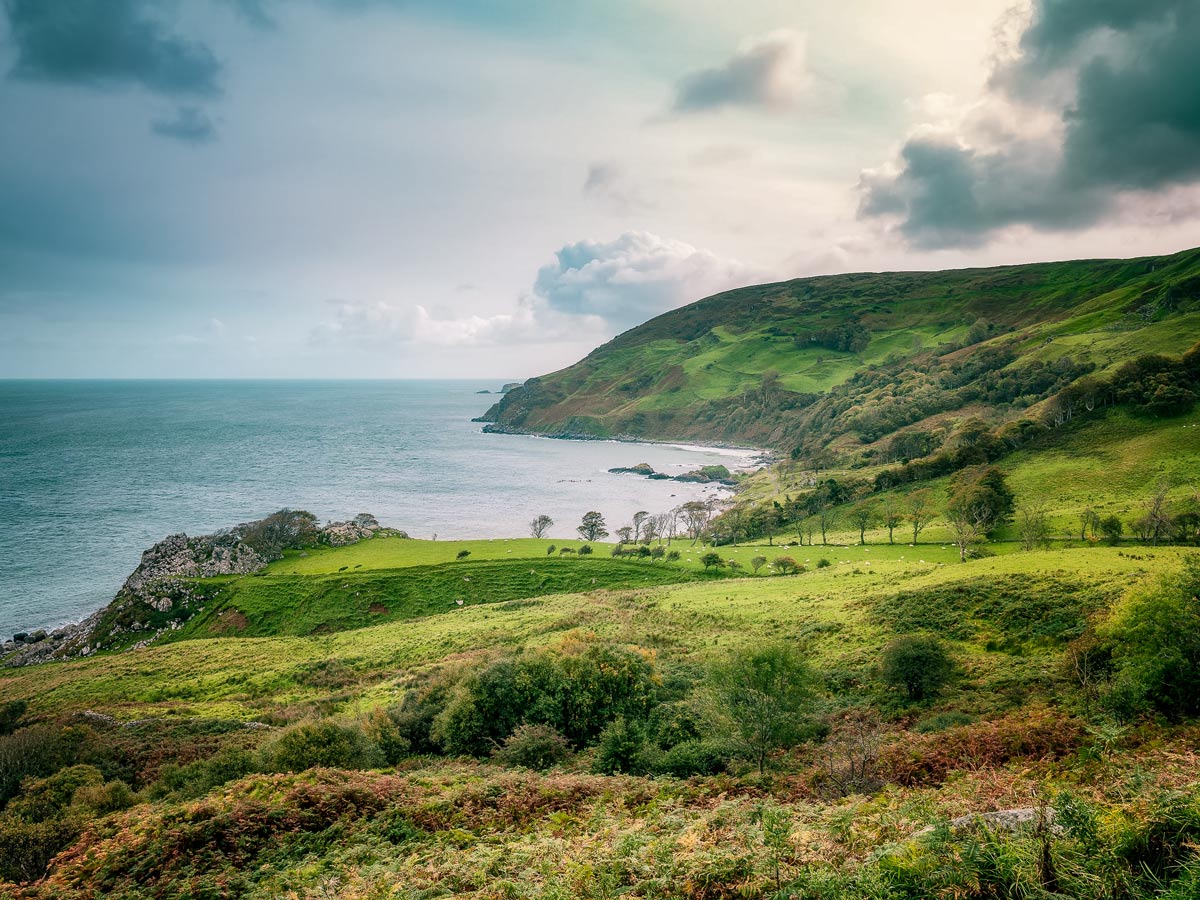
xmin=481 ymin=247 xmax=1200 ymax=450
xmin=4 ymin=541 xmax=1196 ymax=898
xmin=1 ymin=544 xmax=1178 ymax=722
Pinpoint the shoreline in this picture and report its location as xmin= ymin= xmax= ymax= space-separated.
xmin=475 ymin=423 xmax=775 ymax=467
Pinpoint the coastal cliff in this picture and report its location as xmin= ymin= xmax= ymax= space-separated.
xmin=2 ymin=512 xmax=388 ymax=666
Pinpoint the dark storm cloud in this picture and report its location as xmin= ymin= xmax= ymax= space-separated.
xmin=151 ymin=105 xmax=217 ymax=143
xmin=3 ymin=0 xmax=221 ymax=96
xmin=860 ymin=0 xmax=1200 ymax=247
xmin=671 ymin=30 xmax=820 ymax=114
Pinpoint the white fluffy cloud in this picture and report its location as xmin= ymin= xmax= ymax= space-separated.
xmin=314 ymin=231 xmax=760 ymax=349
xmin=532 ymin=231 xmax=761 ymax=331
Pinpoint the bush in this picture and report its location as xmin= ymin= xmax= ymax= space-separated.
xmin=817 ymin=558 xmax=831 ymax=568
xmin=456 ymin=550 xmax=470 ymax=560
xmin=666 ymin=550 xmax=681 ymax=562
xmin=650 ymin=740 xmax=732 ymax=777
xmin=546 ymin=545 xmax=556 ymax=555
xmin=434 ymin=643 xmax=658 ymax=756
xmin=772 ymin=556 xmax=800 ymax=574
xmin=700 ymin=551 xmax=725 ymax=571
xmin=750 ymin=555 xmax=767 ymax=573
xmin=1103 ymin=557 xmax=1200 ymax=720
xmin=913 ymin=711 xmax=974 ymax=733
xmin=594 ymin=716 xmax=648 ymax=775
xmin=0 ymin=700 xmax=26 ymax=736
xmin=154 ymin=748 xmax=257 ymax=799
xmin=0 ymin=723 xmax=87 ymax=806
xmin=265 ymin=722 xmax=383 ymax=772
xmin=492 ymin=723 xmax=571 ymax=770
xmin=880 ymin=635 xmax=954 ymax=701
xmin=1100 ymin=514 xmax=1124 ymax=545
xmin=0 ymin=818 xmax=79 ymax=884
xmin=578 ymin=544 xmax=593 ymax=556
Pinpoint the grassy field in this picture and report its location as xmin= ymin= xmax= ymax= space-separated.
xmin=3 ymin=540 xmax=1197 ymax=898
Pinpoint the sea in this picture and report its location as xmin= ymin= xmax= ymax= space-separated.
xmin=0 ymin=380 xmax=758 ymax=636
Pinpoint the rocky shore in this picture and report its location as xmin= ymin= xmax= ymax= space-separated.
xmin=2 ymin=513 xmax=390 ymax=668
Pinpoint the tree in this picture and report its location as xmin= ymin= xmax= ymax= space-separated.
xmin=849 ymin=503 xmax=875 ymax=545
xmin=816 ymin=501 xmax=839 ymax=546
xmin=1078 ymin=507 xmax=1100 ymax=542
xmin=1103 ymin=557 xmax=1200 ymax=719
xmin=750 ymin=555 xmax=768 ymax=574
xmin=772 ymin=556 xmax=800 ymax=575
xmin=946 ymin=466 xmax=1015 ymax=534
xmin=615 ymin=526 xmax=633 ymax=544
xmin=577 ymin=511 xmax=609 ymax=542
xmin=907 ymin=489 xmax=935 ymax=544
xmin=709 ymin=644 xmax=818 ymax=774
xmin=1018 ymin=503 xmax=1051 ymax=551
xmin=1142 ymin=486 xmax=1173 ymax=546
xmin=700 ymin=551 xmax=725 ymax=571
xmin=529 ymin=515 xmax=554 ymax=539
xmin=680 ymin=500 xmax=714 ymax=544
xmin=880 ymin=497 xmax=903 ymax=544
xmin=1100 ymin=515 xmax=1124 ymax=545
xmin=879 ymin=635 xmax=954 ymax=701
xmin=945 ymin=498 xmax=991 ymax=562
xmin=632 ymin=511 xmax=650 ymax=543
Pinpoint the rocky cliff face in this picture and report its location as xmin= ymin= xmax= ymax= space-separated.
xmin=3 ymin=515 xmax=385 ymax=667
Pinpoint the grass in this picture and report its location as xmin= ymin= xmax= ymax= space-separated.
xmin=176 ymin=556 xmax=716 ymax=639
xmin=0 ymin=545 xmax=1180 ymax=722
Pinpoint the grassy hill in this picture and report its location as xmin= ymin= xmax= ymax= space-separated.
xmin=480 ymin=247 xmax=1200 ymax=456
xmin=2 ymin=536 xmax=1199 ymax=897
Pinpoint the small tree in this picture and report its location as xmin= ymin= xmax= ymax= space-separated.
xmin=772 ymin=556 xmax=800 ymax=575
xmin=946 ymin=500 xmax=990 ymax=562
xmin=750 ymin=555 xmax=768 ymax=574
xmin=1078 ymin=507 xmax=1100 ymax=541
xmin=709 ymin=644 xmax=818 ymax=774
xmin=880 ymin=635 xmax=953 ymax=701
xmin=1100 ymin=515 xmax=1124 ymax=545
xmin=577 ymin=511 xmax=609 ymax=542
xmin=700 ymin=551 xmax=725 ymax=571
xmin=578 ymin=544 xmax=593 ymax=556
xmin=880 ymin=497 xmax=903 ymax=545
xmin=1018 ymin=503 xmax=1051 ymax=550
xmin=907 ymin=489 xmax=935 ymax=544
xmin=615 ymin=526 xmax=633 ymax=544
xmin=529 ymin=515 xmax=554 ymax=539
xmin=849 ymin=503 xmax=875 ymax=545
xmin=456 ymin=549 xmax=471 ymax=560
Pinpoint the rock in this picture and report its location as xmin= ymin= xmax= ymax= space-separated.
xmin=500 ymin=382 xmax=522 ymax=393
xmin=609 ymin=462 xmax=657 ymax=476
xmin=913 ymin=808 xmax=1057 ymax=838
xmin=12 ymin=633 xmax=27 ymax=644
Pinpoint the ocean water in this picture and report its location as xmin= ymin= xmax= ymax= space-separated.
xmin=0 ymin=380 xmax=755 ymax=636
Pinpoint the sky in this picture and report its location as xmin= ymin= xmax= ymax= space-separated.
xmin=2 ymin=0 xmax=1198 ymax=378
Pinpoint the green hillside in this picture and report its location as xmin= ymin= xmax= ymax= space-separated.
xmin=480 ymin=247 xmax=1200 ymax=456
xmin=4 ymin=537 xmax=1200 ymax=898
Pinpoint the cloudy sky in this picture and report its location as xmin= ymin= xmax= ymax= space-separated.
xmin=2 ymin=0 xmax=1198 ymax=378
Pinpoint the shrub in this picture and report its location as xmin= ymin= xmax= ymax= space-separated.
xmin=700 ymin=551 xmax=725 ymax=571
xmin=492 ymin=724 xmax=571 ymax=770
xmin=456 ymin=550 xmax=470 ymax=560
xmin=0 ymin=700 xmax=26 ymax=736
xmin=1100 ymin=514 xmax=1124 ymax=545
xmin=1103 ymin=557 xmax=1200 ymax=719
xmin=913 ymin=711 xmax=974 ymax=733
xmin=546 ymin=545 xmax=556 ymax=555
xmin=666 ymin=550 xmax=681 ymax=562
xmin=880 ymin=635 xmax=954 ymax=701
xmin=0 ymin=818 xmax=79 ymax=884
xmin=434 ymin=643 xmax=658 ymax=756
xmin=879 ymin=709 xmax=1082 ymax=785
xmin=772 ymin=556 xmax=800 ymax=574
xmin=594 ymin=716 xmax=648 ymax=775
xmin=651 ymin=740 xmax=732 ymax=777
xmin=154 ymin=748 xmax=257 ymax=799
xmin=578 ymin=544 xmax=593 ymax=556
xmin=750 ymin=555 xmax=767 ymax=573
xmin=817 ymin=558 xmax=831 ymax=568
xmin=710 ymin=644 xmax=818 ymax=774
xmin=264 ymin=722 xmax=383 ymax=772
xmin=0 ymin=723 xmax=87 ymax=806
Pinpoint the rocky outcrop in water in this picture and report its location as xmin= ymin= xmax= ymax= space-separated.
xmin=3 ymin=511 xmax=386 ymax=668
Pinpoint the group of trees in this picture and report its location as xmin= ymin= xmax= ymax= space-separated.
xmin=529 ymin=502 xmax=722 ymax=548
